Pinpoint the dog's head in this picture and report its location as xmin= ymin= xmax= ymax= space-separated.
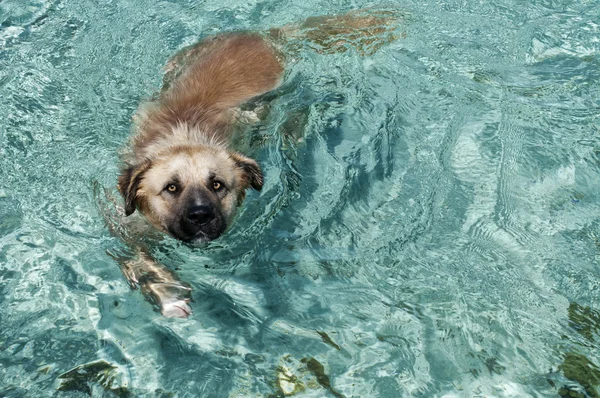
xmin=118 ymin=145 xmax=263 ymax=244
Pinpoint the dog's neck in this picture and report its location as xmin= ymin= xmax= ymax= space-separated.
xmin=129 ymin=108 xmax=233 ymax=164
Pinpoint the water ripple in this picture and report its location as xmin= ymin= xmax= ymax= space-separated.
xmin=2 ymin=0 xmax=600 ymax=396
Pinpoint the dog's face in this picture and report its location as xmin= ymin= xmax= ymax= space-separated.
xmin=118 ymin=145 xmax=263 ymax=244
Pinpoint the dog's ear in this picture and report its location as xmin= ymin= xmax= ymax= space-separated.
xmin=230 ymin=153 xmax=263 ymax=191
xmin=118 ymin=161 xmax=151 ymax=216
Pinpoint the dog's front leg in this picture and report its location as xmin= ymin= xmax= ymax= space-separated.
xmin=96 ymin=185 xmax=193 ymax=318
xmin=114 ymin=250 xmax=193 ymax=318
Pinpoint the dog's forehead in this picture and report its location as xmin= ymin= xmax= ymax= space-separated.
xmin=157 ymin=149 xmax=237 ymax=182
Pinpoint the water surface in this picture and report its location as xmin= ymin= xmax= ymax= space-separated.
xmin=1 ymin=0 xmax=600 ymax=396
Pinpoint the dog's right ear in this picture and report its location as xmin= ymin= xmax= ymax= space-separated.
xmin=118 ymin=161 xmax=151 ymax=216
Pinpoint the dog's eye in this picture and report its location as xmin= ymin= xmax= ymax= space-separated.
xmin=166 ymin=184 xmax=178 ymax=193
xmin=212 ymin=181 xmax=223 ymax=191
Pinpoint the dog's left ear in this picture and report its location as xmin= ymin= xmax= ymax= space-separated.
xmin=117 ymin=161 xmax=152 ymax=216
xmin=231 ymin=153 xmax=264 ymax=191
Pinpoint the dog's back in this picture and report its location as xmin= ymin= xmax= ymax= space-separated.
xmin=131 ymin=33 xmax=284 ymax=161
xmin=164 ymin=34 xmax=284 ymax=113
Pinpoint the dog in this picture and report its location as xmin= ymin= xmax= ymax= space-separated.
xmin=111 ymin=10 xmax=400 ymax=317
xmin=117 ymin=33 xmax=280 ymax=244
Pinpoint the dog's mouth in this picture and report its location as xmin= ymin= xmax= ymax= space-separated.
xmin=167 ymin=217 xmax=227 ymax=244
xmin=187 ymin=230 xmax=212 ymax=244
xmin=167 ymin=229 xmax=216 ymax=245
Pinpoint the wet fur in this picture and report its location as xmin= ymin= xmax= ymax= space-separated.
xmin=118 ymin=33 xmax=281 ymax=243
xmin=128 ymin=33 xmax=284 ymax=162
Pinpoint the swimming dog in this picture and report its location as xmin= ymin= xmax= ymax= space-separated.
xmin=113 ymin=10 xmax=400 ymax=317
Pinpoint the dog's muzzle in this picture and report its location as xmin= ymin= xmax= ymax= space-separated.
xmin=172 ymin=202 xmax=226 ymax=243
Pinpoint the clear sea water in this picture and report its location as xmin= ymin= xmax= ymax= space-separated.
xmin=1 ymin=0 xmax=600 ymax=397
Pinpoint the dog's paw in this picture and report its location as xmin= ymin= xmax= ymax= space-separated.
xmin=161 ymin=299 xmax=192 ymax=318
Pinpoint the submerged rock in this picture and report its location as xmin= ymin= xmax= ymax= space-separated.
xmin=57 ymin=360 xmax=130 ymax=397
xmin=276 ymin=364 xmax=306 ymax=396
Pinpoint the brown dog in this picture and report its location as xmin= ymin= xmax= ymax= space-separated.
xmin=118 ymin=33 xmax=281 ymax=244
xmin=112 ymin=10 xmax=400 ymax=317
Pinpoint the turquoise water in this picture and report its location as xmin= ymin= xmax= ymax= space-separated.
xmin=1 ymin=0 xmax=600 ymax=396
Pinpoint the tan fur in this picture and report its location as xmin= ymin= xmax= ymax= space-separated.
xmin=126 ymin=33 xmax=284 ymax=164
xmin=119 ymin=33 xmax=278 ymax=237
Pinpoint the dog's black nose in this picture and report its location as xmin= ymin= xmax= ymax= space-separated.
xmin=186 ymin=205 xmax=214 ymax=226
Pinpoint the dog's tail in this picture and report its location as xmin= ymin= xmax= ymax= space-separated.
xmin=270 ymin=8 xmax=403 ymax=56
